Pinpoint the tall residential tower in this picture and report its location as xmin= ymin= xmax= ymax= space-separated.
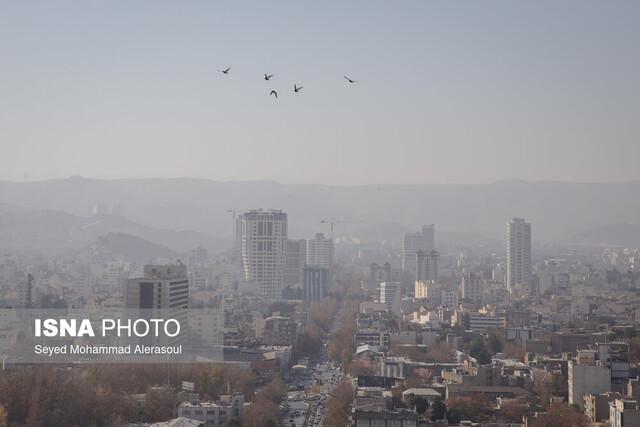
xmin=239 ymin=209 xmax=288 ymax=299
xmin=507 ymin=217 xmax=532 ymax=290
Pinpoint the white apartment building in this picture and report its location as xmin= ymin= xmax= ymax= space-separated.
xmin=380 ymin=281 xmax=401 ymax=307
xmin=507 ymin=218 xmax=532 ymax=290
xmin=306 ymin=233 xmax=334 ymax=270
xmin=461 ymin=272 xmax=484 ymax=304
xmin=568 ymin=350 xmax=612 ymax=409
xmin=239 ymin=209 xmax=288 ymax=300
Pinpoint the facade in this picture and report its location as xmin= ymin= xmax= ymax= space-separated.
xmin=402 ymin=225 xmax=435 ymax=276
xmin=597 ymin=342 xmax=631 ymax=393
xmin=379 ymin=282 xmax=401 ymax=307
xmin=258 ymin=316 xmax=298 ymax=346
xmin=239 ymin=209 xmax=288 ymax=300
xmin=568 ymin=351 xmax=612 ymax=409
xmin=125 ymin=264 xmax=189 ymax=347
xmin=456 ymin=312 xmax=506 ymax=332
xmin=461 ymin=272 xmax=484 ymax=304
xmin=355 ymin=329 xmax=391 ymax=350
xmin=610 ymin=399 xmax=640 ymax=427
xmin=306 ymin=233 xmax=334 ymax=270
xmin=177 ymin=393 xmax=245 ymax=427
xmin=584 ymin=392 xmax=622 ymax=424
xmin=370 ymin=262 xmax=392 ymax=283
xmin=126 ymin=264 xmax=189 ymax=311
xmin=439 ymin=289 xmax=458 ymax=308
xmin=414 ymin=280 xmax=429 ymax=300
xmin=507 ymin=217 xmax=532 ymax=290
xmin=283 ymin=239 xmax=306 ymax=286
xmin=352 ymin=408 xmax=418 ymax=427
xmin=303 ymin=266 xmax=328 ymax=302
xmin=416 ymin=249 xmax=439 ymax=282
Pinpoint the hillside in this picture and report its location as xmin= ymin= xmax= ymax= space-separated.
xmin=0 ymin=177 xmax=639 ymax=244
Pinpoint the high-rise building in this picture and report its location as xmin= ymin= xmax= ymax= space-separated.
xmin=370 ymin=262 xmax=392 ymax=282
xmin=414 ymin=280 xmax=430 ymax=299
xmin=306 ymin=233 xmax=334 ymax=270
xmin=568 ymin=350 xmax=611 ymax=409
xmin=416 ymin=249 xmax=439 ymax=282
xmin=303 ymin=266 xmax=328 ymax=303
xmin=379 ymin=282 xmax=401 ymax=307
xmin=507 ymin=218 xmax=532 ymax=290
xmin=126 ymin=264 xmax=189 ymax=347
xmin=239 ymin=209 xmax=288 ymax=299
xmin=126 ymin=264 xmax=189 ymax=310
xmin=284 ymin=239 xmax=306 ymax=286
xmin=380 ymin=281 xmax=402 ymax=317
xmin=461 ymin=272 xmax=484 ymax=304
xmin=402 ymin=225 xmax=435 ymax=276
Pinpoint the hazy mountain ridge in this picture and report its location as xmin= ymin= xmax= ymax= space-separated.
xmin=0 ymin=177 xmax=639 ymax=245
xmin=572 ymin=223 xmax=640 ymax=248
xmin=0 ymin=206 xmax=226 ymax=253
xmin=65 ymin=232 xmax=179 ymax=264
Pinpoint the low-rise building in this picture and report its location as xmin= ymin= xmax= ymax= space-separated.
xmin=584 ymin=392 xmax=622 ymax=425
xmin=177 ymin=393 xmax=245 ymax=427
xmin=610 ymin=399 xmax=640 ymax=427
xmin=568 ymin=350 xmax=611 ymax=410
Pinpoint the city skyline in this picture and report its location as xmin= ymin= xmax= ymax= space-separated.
xmin=1 ymin=1 xmax=639 ymax=185
xmin=2 ymin=2 xmax=640 ymax=426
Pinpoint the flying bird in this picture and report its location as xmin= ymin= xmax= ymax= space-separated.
xmin=294 ymin=84 xmax=303 ymax=93
xmin=270 ymin=90 xmax=278 ymax=99
xmin=344 ymin=75 xmax=357 ymax=83
xmin=264 ymin=73 xmax=274 ymax=81
xmin=220 ymin=67 xmax=231 ymax=74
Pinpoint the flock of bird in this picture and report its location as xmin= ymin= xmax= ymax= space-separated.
xmin=219 ymin=66 xmax=357 ymax=99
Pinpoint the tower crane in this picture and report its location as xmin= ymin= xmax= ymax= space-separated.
xmin=319 ymin=218 xmax=359 ymax=239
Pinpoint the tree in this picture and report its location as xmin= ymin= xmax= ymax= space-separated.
xmin=427 ymin=341 xmax=456 ymax=363
xmin=468 ymin=338 xmax=492 ymax=365
xmin=295 ymin=322 xmax=324 ymax=358
xmin=0 ymin=406 xmax=7 ymax=427
xmin=325 ymin=381 xmax=354 ymax=427
xmin=242 ymin=398 xmax=279 ymax=427
xmin=194 ymin=366 xmax=225 ymax=399
xmin=529 ymin=369 xmax=566 ymax=409
xmin=222 ymin=419 xmax=242 ymax=427
xmin=430 ymin=397 xmax=446 ymax=421
xmin=446 ymin=394 xmax=493 ymax=422
xmin=243 ymin=378 xmax=286 ymax=427
xmin=503 ymin=341 xmax=526 ymax=361
xmin=501 ymin=399 xmax=529 ymax=423
xmin=345 ymin=359 xmax=376 ymax=377
xmin=629 ymin=337 xmax=640 ymax=363
xmin=486 ymin=331 xmax=503 ymax=355
xmin=530 ymin=403 xmax=588 ymax=427
xmin=144 ymin=386 xmax=176 ymax=423
xmin=409 ymin=397 xmax=429 ymax=415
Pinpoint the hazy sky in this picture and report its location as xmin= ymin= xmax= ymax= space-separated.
xmin=1 ymin=1 xmax=638 ymax=185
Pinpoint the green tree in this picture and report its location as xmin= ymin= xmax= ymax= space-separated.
xmin=469 ymin=338 xmax=492 ymax=365
xmin=486 ymin=331 xmax=503 ymax=355
xmin=412 ymin=397 xmax=429 ymax=415
xmin=325 ymin=381 xmax=354 ymax=427
xmin=430 ymin=397 xmax=447 ymax=421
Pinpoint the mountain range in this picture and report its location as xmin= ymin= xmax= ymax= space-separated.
xmin=0 ymin=176 xmax=639 ymax=250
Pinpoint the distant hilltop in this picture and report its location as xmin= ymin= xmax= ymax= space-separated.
xmin=0 ymin=176 xmax=639 ymax=246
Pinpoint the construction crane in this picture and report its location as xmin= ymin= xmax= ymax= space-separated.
xmin=319 ymin=218 xmax=359 ymax=239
